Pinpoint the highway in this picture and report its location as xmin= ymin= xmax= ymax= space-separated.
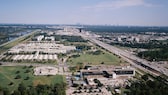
xmin=0 ymin=27 xmax=167 ymax=77
xmin=0 ymin=30 xmax=41 ymax=61
xmin=0 ymin=29 xmax=40 ymax=47
xmin=79 ymin=32 xmax=168 ymax=76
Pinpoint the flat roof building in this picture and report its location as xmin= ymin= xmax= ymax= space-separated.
xmin=80 ymin=66 xmax=135 ymax=79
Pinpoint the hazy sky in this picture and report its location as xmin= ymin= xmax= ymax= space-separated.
xmin=0 ymin=0 xmax=168 ymax=26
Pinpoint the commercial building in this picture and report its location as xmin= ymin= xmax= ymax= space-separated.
xmin=8 ymin=41 xmax=76 ymax=54
xmin=74 ymin=66 xmax=135 ymax=87
xmin=80 ymin=66 xmax=135 ymax=79
xmin=36 ymin=35 xmax=44 ymax=41
xmin=7 ymin=41 xmax=76 ymax=61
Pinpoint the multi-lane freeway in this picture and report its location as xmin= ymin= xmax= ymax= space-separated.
xmin=79 ymin=31 xmax=168 ymax=76
xmin=0 ymin=27 xmax=167 ymax=77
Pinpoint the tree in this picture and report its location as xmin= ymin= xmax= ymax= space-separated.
xmin=28 ymin=65 xmax=33 ymax=68
xmin=141 ymin=74 xmax=148 ymax=81
xmin=15 ymin=71 xmax=20 ymax=74
xmin=8 ymin=82 xmax=14 ymax=86
xmin=101 ymin=62 xmax=104 ymax=64
xmin=94 ymin=79 xmax=103 ymax=87
xmin=25 ymin=69 xmax=30 ymax=73
xmin=129 ymin=75 xmax=168 ymax=95
xmin=18 ymin=83 xmax=26 ymax=95
xmin=23 ymin=66 xmax=27 ymax=69
xmin=15 ymin=75 xmax=21 ymax=79
xmin=24 ymin=76 xmax=29 ymax=80
xmin=13 ymin=90 xmax=21 ymax=95
xmin=3 ymin=88 xmax=10 ymax=95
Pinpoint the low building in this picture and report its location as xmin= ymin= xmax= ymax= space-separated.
xmin=36 ymin=35 xmax=44 ymax=41
xmin=8 ymin=41 xmax=76 ymax=54
xmin=34 ymin=66 xmax=58 ymax=75
xmin=45 ymin=36 xmax=55 ymax=41
xmin=80 ymin=66 xmax=135 ymax=79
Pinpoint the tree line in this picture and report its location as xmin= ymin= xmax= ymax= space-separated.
xmin=110 ymin=40 xmax=168 ymax=49
xmin=82 ymin=25 xmax=168 ymax=33
xmin=138 ymin=47 xmax=168 ymax=61
xmin=0 ymin=83 xmax=66 ymax=95
xmin=125 ymin=74 xmax=168 ymax=95
xmin=111 ymin=40 xmax=168 ymax=61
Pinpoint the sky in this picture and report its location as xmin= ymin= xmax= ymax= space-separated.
xmin=0 ymin=0 xmax=168 ymax=26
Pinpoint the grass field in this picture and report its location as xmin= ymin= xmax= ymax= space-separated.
xmin=0 ymin=66 xmax=65 ymax=92
xmin=68 ymin=49 xmax=127 ymax=66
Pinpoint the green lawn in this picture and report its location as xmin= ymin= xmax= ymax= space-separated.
xmin=68 ymin=50 xmax=126 ymax=66
xmin=0 ymin=66 xmax=65 ymax=92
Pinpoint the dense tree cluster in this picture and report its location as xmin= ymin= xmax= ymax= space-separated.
xmin=76 ymin=45 xmax=91 ymax=51
xmin=0 ymin=83 xmax=66 ymax=95
xmin=138 ymin=48 xmax=168 ymax=61
xmin=0 ymin=27 xmax=32 ymax=44
xmin=54 ymin=35 xmax=87 ymax=42
xmin=111 ymin=40 xmax=168 ymax=61
xmin=61 ymin=35 xmax=87 ymax=42
xmin=82 ymin=25 xmax=168 ymax=33
xmin=0 ymin=27 xmax=25 ymax=34
xmin=125 ymin=75 xmax=168 ymax=95
xmin=110 ymin=40 xmax=168 ymax=49
xmin=0 ymin=33 xmax=8 ymax=44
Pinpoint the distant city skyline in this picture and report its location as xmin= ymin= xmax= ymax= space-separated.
xmin=0 ymin=0 xmax=168 ymax=26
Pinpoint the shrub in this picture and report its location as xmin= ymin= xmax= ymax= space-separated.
xmin=15 ymin=75 xmax=21 ymax=79
xmin=24 ymin=69 xmax=30 ymax=73
xmin=24 ymin=76 xmax=29 ymax=80
xmin=8 ymin=82 xmax=14 ymax=85
xmin=15 ymin=71 xmax=20 ymax=74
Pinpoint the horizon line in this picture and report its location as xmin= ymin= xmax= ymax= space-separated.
xmin=0 ymin=23 xmax=168 ymax=27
